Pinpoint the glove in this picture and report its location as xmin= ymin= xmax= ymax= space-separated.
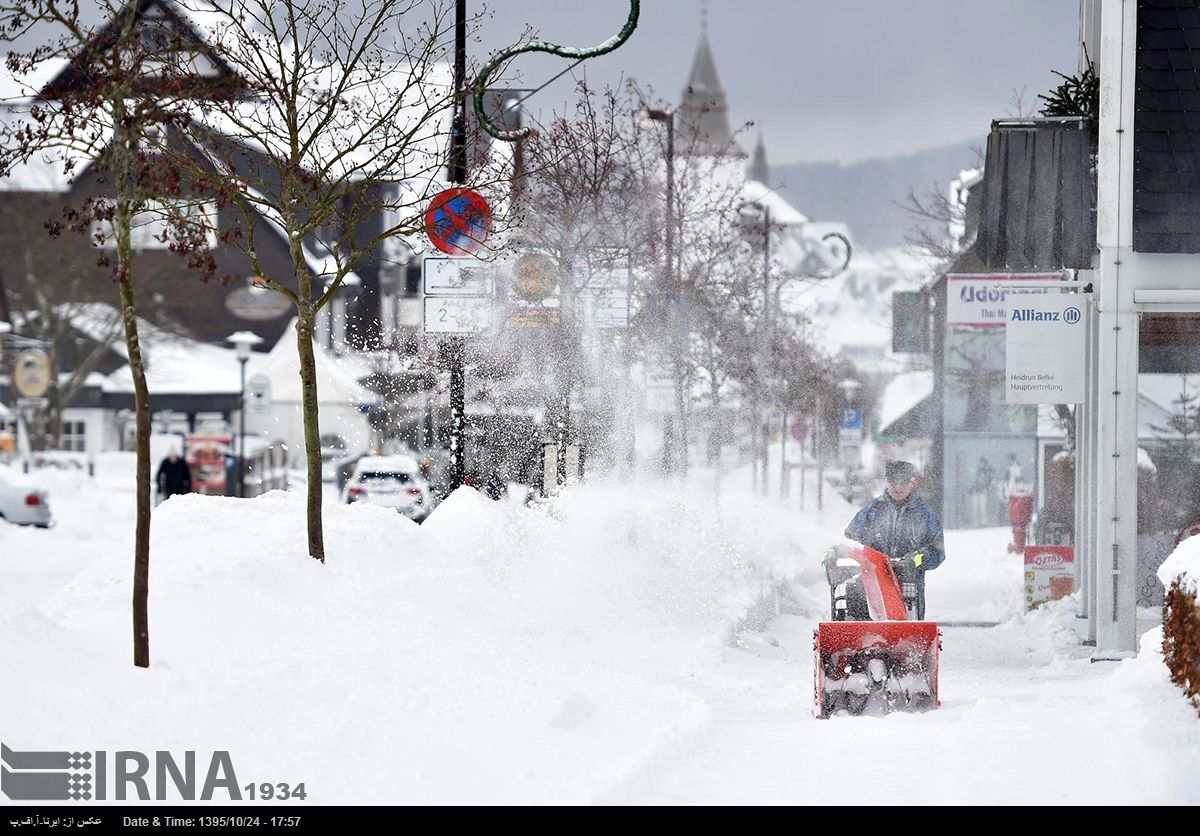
xmin=893 ymin=550 xmax=922 ymax=584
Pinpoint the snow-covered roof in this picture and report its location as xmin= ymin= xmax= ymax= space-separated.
xmin=741 ymin=179 xmax=808 ymax=226
xmin=245 ymin=319 xmax=374 ymax=405
xmin=878 ymin=370 xmax=932 ymax=432
xmin=1136 ymin=373 xmax=1200 ymax=419
xmin=1038 ymin=374 xmax=1200 ymax=440
xmin=103 ymin=333 xmax=242 ymax=396
xmin=45 ymin=300 xmax=240 ymax=395
xmin=1037 ymin=404 xmax=1068 ymax=438
xmin=0 ymin=57 xmax=68 ymax=103
xmin=46 ymin=303 xmax=123 ymax=355
xmin=0 ymin=102 xmax=110 ymax=193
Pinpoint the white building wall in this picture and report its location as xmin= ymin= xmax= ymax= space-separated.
xmin=1087 ymin=0 xmax=1200 ymax=655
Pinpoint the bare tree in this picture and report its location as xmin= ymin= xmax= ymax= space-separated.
xmin=0 ymin=196 xmax=124 ymax=448
xmin=162 ymin=0 xmax=512 ymax=561
xmin=0 ymin=0 xmax=233 ymax=667
xmin=511 ymin=80 xmax=659 ymax=482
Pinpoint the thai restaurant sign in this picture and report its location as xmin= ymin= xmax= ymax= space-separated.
xmin=946 ymin=274 xmax=1057 ymax=326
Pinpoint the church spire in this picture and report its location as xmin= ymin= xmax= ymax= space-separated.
xmin=748 ymin=130 xmax=769 ymax=184
xmin=678 ymin=29 xmax=740 ymax=156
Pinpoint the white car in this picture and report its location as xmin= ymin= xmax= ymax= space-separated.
xmin=0 ymin=468 xmax=53 ymax=527
xmin=341 ymin=455 xmax=432 ymax=522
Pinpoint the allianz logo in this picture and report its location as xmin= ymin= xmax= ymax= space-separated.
xmin=1011 ymin=306 xmax=1082 ymax=324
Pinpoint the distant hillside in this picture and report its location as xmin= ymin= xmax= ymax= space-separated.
xmin=771 ymin=139 xmax=983 ymax=252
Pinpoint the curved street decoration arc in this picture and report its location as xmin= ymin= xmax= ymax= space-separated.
xmin=472 ymin=1 xmax=640 ymax=142
xmin=815 ymin=231 xmax=853 ymax=279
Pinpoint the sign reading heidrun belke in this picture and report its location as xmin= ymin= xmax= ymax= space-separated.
xmin=1005 ymin=292 xmax=1086 ymax=404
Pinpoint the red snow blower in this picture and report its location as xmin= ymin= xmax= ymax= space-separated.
xmin=815 ymin=542 xmax=941 ymax=718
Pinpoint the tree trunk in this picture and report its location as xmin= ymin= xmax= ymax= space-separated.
xmin=121 ymin=274 xmax=152 ymax=668
xmin=295 ymin=310 xmax=325 ymax=563
xmin=112 ymin=120 xmax=152 ymax=668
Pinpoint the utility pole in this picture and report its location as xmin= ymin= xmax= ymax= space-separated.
xmin=815 ymin=391 xmax=824 ymax=512
xmin=760 ymin=204 xmax=771 ymax=495
xmin=780 ymin=387 xmax=788 ymax=500
xmin=648 ymin=108 xmax=681 ymax=476
xmin=446 ymin=0 xmax=468 ymax=491
xmin=555 ymin=265 xmax=574 ymax=488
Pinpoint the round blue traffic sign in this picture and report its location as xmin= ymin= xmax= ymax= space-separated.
xmin=425 ymin=188 xmax=491 ymax=256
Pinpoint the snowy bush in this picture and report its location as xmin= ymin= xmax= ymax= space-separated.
xmin=1163 ymin=582 xmax=1200 ymax=717
xmin=1159 ymin=537 xmax=1200 ymax=717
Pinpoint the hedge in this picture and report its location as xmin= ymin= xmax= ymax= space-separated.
xmin=1163 ymin=578 xmax=1200 ymax=718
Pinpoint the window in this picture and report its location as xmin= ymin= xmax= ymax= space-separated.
xmin=60 ymin=421 xmax=86 ymax=452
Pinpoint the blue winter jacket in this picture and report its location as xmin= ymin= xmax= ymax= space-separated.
xmin=844 ymin=490 xmax=945 ymax=618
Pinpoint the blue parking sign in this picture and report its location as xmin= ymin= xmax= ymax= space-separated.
xmin=839 ymin=407 xmax=862 ymax=430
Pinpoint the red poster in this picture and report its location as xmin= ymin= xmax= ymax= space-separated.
xmin=1023 ymin=545 xmax=1075 ymax=610
xmin=186 ymin=435 xmax=231 ymax=495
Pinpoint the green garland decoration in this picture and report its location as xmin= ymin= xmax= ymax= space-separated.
xmin=816 ymin=231 xmax=852 ymax=279
xmin=472 ymin=1 xmax=640 ymax=142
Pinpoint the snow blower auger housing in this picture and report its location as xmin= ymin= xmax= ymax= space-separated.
xmin=815 ymin=542 xmax=941 ymax=718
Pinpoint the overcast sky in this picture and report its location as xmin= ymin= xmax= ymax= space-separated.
xmin=474 ymin=0 xmax=1081 ymax=165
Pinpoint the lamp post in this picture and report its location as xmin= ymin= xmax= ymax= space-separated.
xmin=737 ymin=200 xmax=775 ymax=494
xmin=647 ymin=107 xmax=685 ymax=475
xmin=227 ymin=331 xmax=262 ymax=498
xmin=647 ymin=108 xmax=675 ymax=287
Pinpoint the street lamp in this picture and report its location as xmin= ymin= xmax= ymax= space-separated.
xmin=648 ymin=107 xmax=685 ymax=474
xmin=737 ymin=200 xmax=776 ymax=494
xmin=646 ymin=108 xmax=675 ymax=288
xmin=226 ymin=331 xmax=262 ymax=498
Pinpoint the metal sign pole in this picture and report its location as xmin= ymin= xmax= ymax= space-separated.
xmin=446 ymin=0 xmax=468 ymax=492
xmin=448 ymin=337 xmax=465 ymax=488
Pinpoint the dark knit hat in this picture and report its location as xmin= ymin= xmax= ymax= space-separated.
xmin=885 ymin=460 xmax=918 ymax=484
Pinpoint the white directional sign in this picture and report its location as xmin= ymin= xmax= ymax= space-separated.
xmin=423 ymin=297 xmax=493 ymax=335
xmin=1005 ymin=293 xmax=1086 ymax=404
xmin=644 ymin=367 xmax=675 ymax=414
xmin=422 ymin=257 xmax=494 ymax=295
xmin=578 ymin=270 xmax=631 ymax=328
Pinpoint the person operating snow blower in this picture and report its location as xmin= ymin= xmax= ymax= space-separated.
xmin=814 ymin=460 xmax=945 ymax=717
xmin=844 ymin=460 xmax=945 ymax=619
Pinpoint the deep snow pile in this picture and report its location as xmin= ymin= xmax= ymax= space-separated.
xmin=0 ymin=475 xmax=838 ymax=804
xmin=1159 ymin=532 xmax=1200 ymax=594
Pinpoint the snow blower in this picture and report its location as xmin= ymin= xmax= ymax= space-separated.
xmin=815 ymin=542 xmax=940 ymax=718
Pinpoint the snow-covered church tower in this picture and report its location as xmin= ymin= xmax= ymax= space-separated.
xmin=747 ymin=132 xmax=769 ymax=185
xmin=677 ymin=28 xmax=743 ymax=159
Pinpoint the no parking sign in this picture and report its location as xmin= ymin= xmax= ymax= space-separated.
xmin=424 ymin=188 xmax=491 ymax=256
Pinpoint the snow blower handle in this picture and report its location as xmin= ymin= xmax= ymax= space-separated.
xmin=892 ymin=550 xmax=923 ymax=612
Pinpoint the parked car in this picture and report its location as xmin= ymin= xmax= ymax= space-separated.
xmin=340 ymin=455 xmax=432 ymax=522
xmin=0 ymin=468 xmax=52 ymax=527
xmin=322 ymin=446 xmax=361 ymax=484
